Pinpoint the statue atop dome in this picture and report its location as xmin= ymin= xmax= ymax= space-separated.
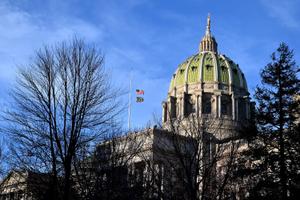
xmin=206 ymin=13 xmax=211 ymax=36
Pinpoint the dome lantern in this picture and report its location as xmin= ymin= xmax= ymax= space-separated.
xmin=199 ymin=14 xmax=218 ymax=53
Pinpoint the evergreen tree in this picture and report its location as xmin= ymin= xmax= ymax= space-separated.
xmin=251 ymin=43 xmax=300 ymax=199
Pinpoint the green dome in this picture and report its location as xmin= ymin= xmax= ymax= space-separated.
xmin=163 ymin=15 xmax=252 ymax=126
xmin=169 ymin=14 xmax=248 ymax=93
xmin=169 ymin=52 xmax=248 ymax=92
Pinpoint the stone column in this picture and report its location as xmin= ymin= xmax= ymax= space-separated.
xmin=180 ymin=96 xmax=184 ymax=117
xmin=167 ymin=97 xmax=171 ymax=121
xmin=232 ymin=94 xmax=235 ymax=120
xmin=162 ymin=102 xmax=167 ymax=123
xmin=212 ymin=95 xmax=218 ymax=118
xmin=196 ymin=94 xmax=201 ymax=117
xmin=218 ymin=95 xmax=221 ymax=118
xmin=235 ymin=98 xmax=239 ymax=121
xmin=183 ymin=95 xmax=186 ymax=117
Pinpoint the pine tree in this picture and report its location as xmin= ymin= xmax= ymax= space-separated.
xmin=253 ymin=43 xmax=300 ymax=199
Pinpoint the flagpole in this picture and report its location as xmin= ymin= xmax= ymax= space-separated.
xmin=128 ymin=71 xmax=132 ymax=131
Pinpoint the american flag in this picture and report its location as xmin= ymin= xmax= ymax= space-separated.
xmin=136 ymin=89 xmax=144 ymax=95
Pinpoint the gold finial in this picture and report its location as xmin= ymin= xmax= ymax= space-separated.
xmin=206 ymin=13 xmax=211 ymax=36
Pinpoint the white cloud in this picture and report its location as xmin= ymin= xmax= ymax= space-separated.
xmin=0 ymin=0 xmax=191 ymax=128
xmin=0 ymin=1 xmax=109 ymax=130
xmin=261 ymin=0 xmax=299 ymax=28
xmin=0 ymin=1 xmax=103 ymax=81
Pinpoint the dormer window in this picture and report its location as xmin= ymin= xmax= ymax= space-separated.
xmin=206 ymin=56 xmax=212 ymax=61
xmin=180 ymin=69 xmax=185 ymax=74
xmin=191 ymin=66 xmax=197 ymax=71
xmin=206 ymin=65 xmax=213 ymax=70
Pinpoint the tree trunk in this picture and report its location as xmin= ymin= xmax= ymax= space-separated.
xmin=64 ymin=158 xmax=72 ymax=200
xmin=278 ymin=69 xmax=287 ymax=200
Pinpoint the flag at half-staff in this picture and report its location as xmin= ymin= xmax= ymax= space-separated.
xmin=136 ymin=89 xmax=144 ymax=103
xmin=136 ymin=89 xmax=144 ymax=95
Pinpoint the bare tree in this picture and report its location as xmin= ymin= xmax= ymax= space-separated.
xmin=148 ymin=114 xmax=247 ymax=200
xmin=73 ymin=127 xmax=146 ymax=200
xmin=70 ymin=113 xmax=247 ymax=200
xmin=3 ymin=38 xmax=122 ymax=200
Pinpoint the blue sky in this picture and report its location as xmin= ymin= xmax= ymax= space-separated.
xmin=0 ymin=0 xmax=299 ymax=129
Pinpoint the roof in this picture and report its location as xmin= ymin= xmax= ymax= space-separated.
xmin=169 ymin=52 xmax=248 ymax=92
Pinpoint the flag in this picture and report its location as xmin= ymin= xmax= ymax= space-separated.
xmin=136 ymin=97 xmax=144 ymax=103
xmin=136 ymin=89 xmax=144 ymax=95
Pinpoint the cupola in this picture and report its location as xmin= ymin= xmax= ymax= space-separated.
xmin=199 ymin=14 xmax=218 ymax=53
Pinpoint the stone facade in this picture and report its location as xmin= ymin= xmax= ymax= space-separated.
xmin=0 ymin=171 xmax=50 ymax=200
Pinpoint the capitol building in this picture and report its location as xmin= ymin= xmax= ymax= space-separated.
xmin=89 ymin=14 xmax=254 ymax=199
xmin=0 ymin=15 xmax=253 ymax=200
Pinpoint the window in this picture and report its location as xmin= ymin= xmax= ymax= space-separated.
xmin=184 ymin=93 xmax=195 ymax=116
xmin=232 ymin=68 xmax=240 ymax=86
xmin=170 ymin=97 xmax=177 ymax=118
xmin=204 ymin=65 xmax=214 ymax=81
xmin=134 ymin=162 xmax=145 ymax=183
xmin=221 ymin=95 xmax=232 ymax=116
xmin=112 ymin=166 xmax=128 ymax=186
xmin=206 ymin=65 xmax=212 ymax=70
xmin=220 ymin=66 xmax=229 ymax=84
xmin=202 ymin=93 xmax=212 ymax=114
xmin=97 ymin=144 xmax=111 ymax=161
xmin=238 ymin=98 xmax=247 ymax=120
